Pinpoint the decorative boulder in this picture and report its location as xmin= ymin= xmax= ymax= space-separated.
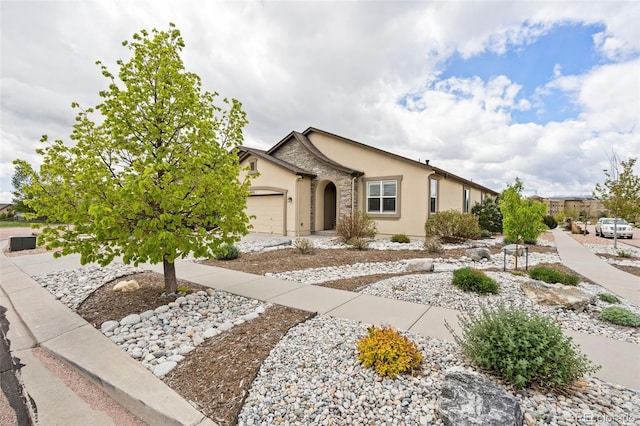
xmin=466 ymin=248 xmax=492 ymax=261
xmin=405 ymin=259 xmax=434 ymax=272
xmin=521 ymin=280 xmax=596 ymax=312
xmin=112 ymin=279 xmax=140 ymax=292
xmin=439 ymin=367 xmax=524 ymax=426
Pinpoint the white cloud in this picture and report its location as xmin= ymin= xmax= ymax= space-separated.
xmin=1 ymin=1 xmax=638 ymax=200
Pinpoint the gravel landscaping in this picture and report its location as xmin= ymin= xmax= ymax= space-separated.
xmin=27 ymin=232 xmax=640 ymax=425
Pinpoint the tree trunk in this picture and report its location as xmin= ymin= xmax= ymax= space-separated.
xmin=163 ymin=257 xmax=178 ymax=294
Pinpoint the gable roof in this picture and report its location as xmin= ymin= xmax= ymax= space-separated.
xmin=301 ymin=127 xmax=498 ymax=195
xmin=268 ymin=131 xmax=364 ymax=177
xmin=237 ymin=146 xmax=316 ymax=178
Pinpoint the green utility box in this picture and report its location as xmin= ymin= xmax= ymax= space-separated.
xmin=9 ymin=236 xmax=37 ymax=252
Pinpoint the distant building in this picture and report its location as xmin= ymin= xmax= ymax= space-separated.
xmin=0 ymin=203 xmax=13 ymax=215
xmin=529 ymin=196 xmax=605 ymax=219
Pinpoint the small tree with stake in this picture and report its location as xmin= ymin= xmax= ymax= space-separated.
xmin=499 ymin=178 xmax=547 ymax=269
xmin=594 ymin=155 xmax=640 ymax=249
xmin=16 ymin=24 xmax=253 ymax=294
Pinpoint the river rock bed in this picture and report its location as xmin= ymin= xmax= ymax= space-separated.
xmin=30 ymin=237 xmax=640 ymax=425
xmin=238 ymin=316 xmax=640 ymax=426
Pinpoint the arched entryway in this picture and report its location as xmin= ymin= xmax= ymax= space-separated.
xmin=323 ymin=182 xmax=337 ymax=230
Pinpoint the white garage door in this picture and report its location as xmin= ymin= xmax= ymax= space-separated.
xmin=246 ymin=195 xmax=285 ymax=235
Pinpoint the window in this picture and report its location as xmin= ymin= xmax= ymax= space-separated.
xmin=367 ymin=180 xmax=397 ymax=214
xmin=429 ymin=178 xmax=438 ymax=214
xmin=249 ymin=159 xmax=258 ymax=174
xmin=463 ymin=188 xmax=470 ymax=213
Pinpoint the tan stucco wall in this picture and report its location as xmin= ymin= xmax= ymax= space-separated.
xmin=308 ymin=133 xmax=429 ymax=237
xmin=308 ymin=132 xmax=492 ymax=237
xmin=240 ymin=156 xmax=311 ymax=236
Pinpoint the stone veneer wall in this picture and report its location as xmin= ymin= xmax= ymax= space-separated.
xmin=272 ymin=138 xmax=357 ymax=231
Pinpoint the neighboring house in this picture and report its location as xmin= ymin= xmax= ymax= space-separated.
xmin=0 ymin=203 xmax=13 ymax=215
xmin=238 ymin=127 xmax=498 ymax=237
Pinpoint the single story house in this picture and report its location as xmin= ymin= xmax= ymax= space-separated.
xmin=238 ymin=127 xmax=498 ymax=237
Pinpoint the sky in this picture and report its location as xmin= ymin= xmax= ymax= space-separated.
xmin=1 ymin=0 xmax=639 ymax=204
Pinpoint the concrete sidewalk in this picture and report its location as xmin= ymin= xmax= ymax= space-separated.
xmin=552 ymin=228 xmax=640 ymax=305
xmin=0 ymin=250 xmax=215 ymax=426
xmin=1 ymin=232 xmax=639 ymax=425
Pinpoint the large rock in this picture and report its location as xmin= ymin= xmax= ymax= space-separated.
xmin=405 ymin=258 xmax=434 ymax=272
xmin=466 ymin=248 xmax=492 ymax=261
xmin=439 ymin=367 xmax=523 ymax=426
xmin=521 ymin=280 xmax=596 ymax=312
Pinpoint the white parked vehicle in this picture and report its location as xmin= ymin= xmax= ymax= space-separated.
xmin=595 ymin=218 xmax=634 ymax=239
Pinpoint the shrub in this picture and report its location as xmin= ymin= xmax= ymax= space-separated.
xmin=480 ymin=229 xmax=493 ymax=238
xmin=471 ymin=197 xmax=503 ymax=233
xmin=336 ymin=211 xmax=377 ymax=243
xmin=356 ymin=325 xmax=423 ymax=378
xmin=617 ymin=250 xmax=632 ymax=258
xmin=452 ymin=267 xmax=499 ymax=294
xmin=528 ymin=265 xmax=579 ymax=286
xmin=504 ymin=236 xmax=537 ymax=245
xmin=294 ymin=238 xmax=315 ymax=254
xmin=424 ymin=210 xmax=481 ymax=243
xmin=423 ymin=237 xmax=443 ymax=253
xmin=599 ymin=306 xmax=640 ymax=327
xmin=598 ymin=293 xmax=620 ymax=304
xmin=543 ymin=215 xmax=558 ymax=230
xmin=349 ymin=237 xmax=369 ymax=250
xmin=215 ymin=244 xmax=239 ymax=260
xmin=391 ymin=233 xmax=410 ymax=243
xmin=452 ymin=306 xmax=599 ymax=389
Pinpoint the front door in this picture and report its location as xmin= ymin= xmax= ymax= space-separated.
xmin=323 ymin=182 xmax=337 ymax=230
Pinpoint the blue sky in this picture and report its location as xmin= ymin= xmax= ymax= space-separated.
xmin=1 ymin=1 xmax=639 ymax=201
xmin=437 ymin=23 xmax=608 ymax=124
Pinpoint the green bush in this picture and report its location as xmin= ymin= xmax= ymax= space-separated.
xmin=543 ymin=215 xmax=558 ymax=229
xmin=424 ymin=210 xmax=481 ymax=243
xmin=480 ymin=229 xmax=493 ymax=238
xmin=453 ymin=306 xmax=599 ymax=389
xmin=452 ymin=267 xmax=499 ymax=294
xmin=528 ymin=265 xmax=579 ymax=286
xmin=336 ymin=211 xmax=376 ymax=243
xmin=294 ymin=238 xmax=315 ymax=254
xmin=357 ymin=325 xmax=423 ymax=378
xmin=503 ymin=236 xmax=536 ymax=245
xmin=599 ymin=306 xmax=640 ymax=327
xmin=598 ymin=293 xmax=620 ymax=304
xmin=617 ymin=250 xmax=632 ymax=258
xmin=391 ymin=233 xmax=410 ymax=243
xmin=215 ymin=244 xmax=239 ymax=260
xmin=349 ymin=237 xmax=369 ymax=250
xmin=471 ymin=197 xmax=503 ymax=233
xmin=423 ymin=237 xmax=443 ymax=253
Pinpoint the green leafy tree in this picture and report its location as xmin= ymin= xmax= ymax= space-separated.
xmin=11 ymin=161 xmax=36 ymax=214
xmin=18 ymin=24 xmax=252 ymax=294
xmin=594 ymin=156 xmax=640 ymax=248
xmin=471 ymin=197 xmax=503 ymax=233
xmin=499 ymin=179 xmax=547 ymax=267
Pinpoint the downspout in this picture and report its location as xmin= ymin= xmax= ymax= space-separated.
xmin=296 ymin=175 xmax=302 ymax=236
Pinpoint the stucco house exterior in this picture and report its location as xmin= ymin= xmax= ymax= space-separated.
xmin=238 ymin=127 xmax=498 ymax=238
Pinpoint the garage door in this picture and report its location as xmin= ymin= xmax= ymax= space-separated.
xmin=246 ymin=195 xmax=285 ymax=235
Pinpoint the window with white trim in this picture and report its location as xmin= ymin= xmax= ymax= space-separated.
xmin=367 ymin=180 xmax=397 ymax=214
xmin=463 ymin=188 xmax=470 ymax=213
xmin=429 ymin=178 xmax=438 ymax=214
